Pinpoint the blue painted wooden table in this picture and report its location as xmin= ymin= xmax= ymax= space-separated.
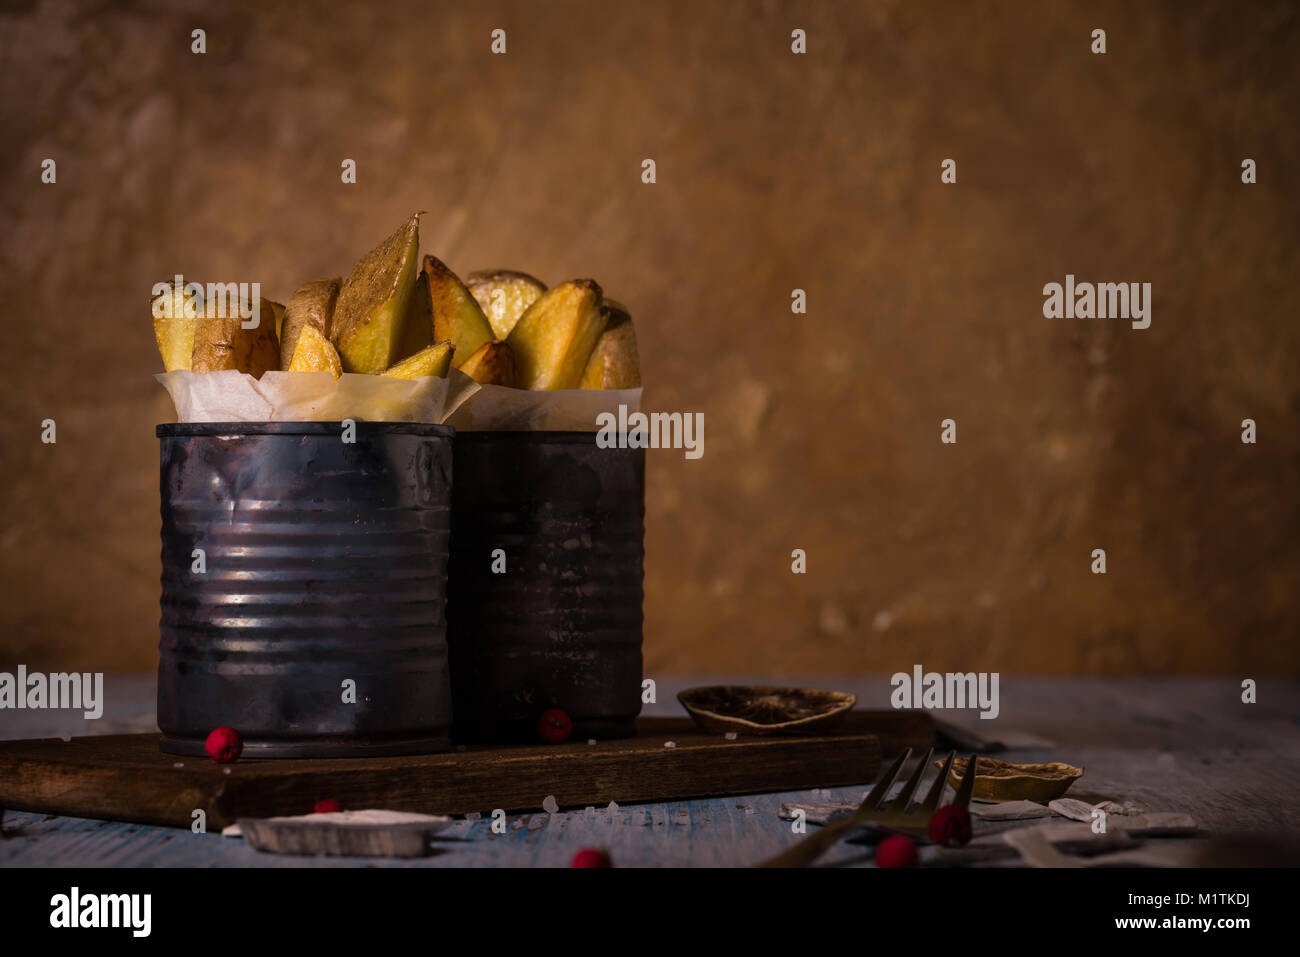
xmin=2 ymin=676 xmax=1297 ymax=867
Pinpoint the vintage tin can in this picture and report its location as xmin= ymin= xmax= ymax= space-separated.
xmin=447 ymin=431 xmax=645 ymax=742
xmin=156 ymin=422 xmax=454 ymax=758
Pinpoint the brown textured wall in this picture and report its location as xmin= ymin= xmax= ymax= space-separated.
xmin=0 ymin=0 xmax=1296 ymax=676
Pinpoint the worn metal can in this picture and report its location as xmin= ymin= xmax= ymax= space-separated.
xmin=447 ymin=431 xmax=645 ymax=742
xmin=156 ymin=422 xmax=454 ymax=758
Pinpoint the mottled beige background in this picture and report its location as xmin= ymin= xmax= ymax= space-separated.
xmin=1 ymin=0 xmax=1296 ymax=676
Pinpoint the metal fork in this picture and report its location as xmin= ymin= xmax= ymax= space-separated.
xmin=760 ymin=748 xmax=977 ymax=867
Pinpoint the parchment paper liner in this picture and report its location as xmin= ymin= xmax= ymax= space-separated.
xmin=155 ymin=369 xmax=479 ymax=424
xmin=445 ymin=383 xmax=643 ymax=432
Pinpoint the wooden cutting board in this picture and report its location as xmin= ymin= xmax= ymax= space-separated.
xmin=0 ymin=712 xmax=931 ymax=830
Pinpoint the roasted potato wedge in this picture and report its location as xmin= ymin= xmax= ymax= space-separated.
xmin=506 ymin=279 xmax=607 ymax=390
xmin=425 ymin=256 xmax=494 ymax=367
xmin=269 ymin=299 xmax=286 ymax=340
xmin=151 ymin=279 xmax=201 ymax=372
xmin=579 ymin=299 xmax=641 ymax=389
xmin=396 ymin=268 xmax=434 ymax=361
xmin=332 ymin=212 xmax=423 ymax=373
xmin=466 ymin=269 xmax=547 ymax=339
xmin=382 ymin=340 xmax=454 ymax=380
xmin=190 ymin=294 xmax=279 ymax=376
xmin=286 ymin=324 xmax=343 ymax=378
xmin=458 ymin=339 xmax=516 ymax=387
xmin=279 ymin=278 xmax=340 ymax=370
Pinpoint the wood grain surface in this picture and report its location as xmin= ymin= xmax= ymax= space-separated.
xmin=1 ymin=678 xmax=1297 ymax=867
xmin=0 ymin=713 xmax=936 ymax=830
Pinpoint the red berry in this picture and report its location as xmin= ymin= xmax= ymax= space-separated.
xmin=204 ymin=727 xmax=243 ymax=764
xmin=314 ymin=799 xmax=343 ymax=814
xmin=570 ymin=848 xmax=612 ymax=868
xmin=875 ymin=834 xmax=918 ymax=868
xmin=928 ymin=804 xmax=972 ymax=847
xmin=538 ymin=708 xmax=573 ymax=744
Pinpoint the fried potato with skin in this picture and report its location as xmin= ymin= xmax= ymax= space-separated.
xmin=505 ymin=279 xmax=607 ymax=390
xmin=279 ymin=278 xmax=340 ymax=370
xmin=286 ymin=325 xmax=343 ymax=378
xmin=396 ymin=268 xmax=434 ymax=361
xmin=579 ymin=299 xmax=641 ymax=389
xmin=269 ymin=299 xmax=286 ymax=340
xmin=458 ymin=339 xmax=516 ymax=387
xmin=466 ymin=269 xmax=547 ymax=339
xmin=425 ymin=256 xmax=494 ymax=367
xmin=190 ymin=295 xmax=280 ymax=376
xmin=382 ymin=340 xmax=454 ymax=380
xmin=151 ymin=279 xmax=201 ymax=372
xmin=332 ymin=212 xmax=422 ymax=373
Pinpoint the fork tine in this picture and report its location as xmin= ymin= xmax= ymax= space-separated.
xmin=920 ymin=750 xmax=955 ymax=812
xmin=954 ymin=753 xmax=979 ymax=808
xmin=895 ymin=746 xmax=934 ymax=810
xmin=862 ymin=748 xmax=911 ymax=809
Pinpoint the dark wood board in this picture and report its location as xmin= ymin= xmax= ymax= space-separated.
xmin=0 ymin=712 xmax=932 ymax=830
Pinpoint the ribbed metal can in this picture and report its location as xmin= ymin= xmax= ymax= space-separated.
xmin=156 ymin=422 xmax=454 ymax=758
xmin=447 ymin=432 xmax=645 ymax=742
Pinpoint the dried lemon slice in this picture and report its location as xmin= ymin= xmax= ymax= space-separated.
xmin=677 ymin=686 xmax=856 ymax=736
xmin=939 ymin=756 xmax=1083 ymax=803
